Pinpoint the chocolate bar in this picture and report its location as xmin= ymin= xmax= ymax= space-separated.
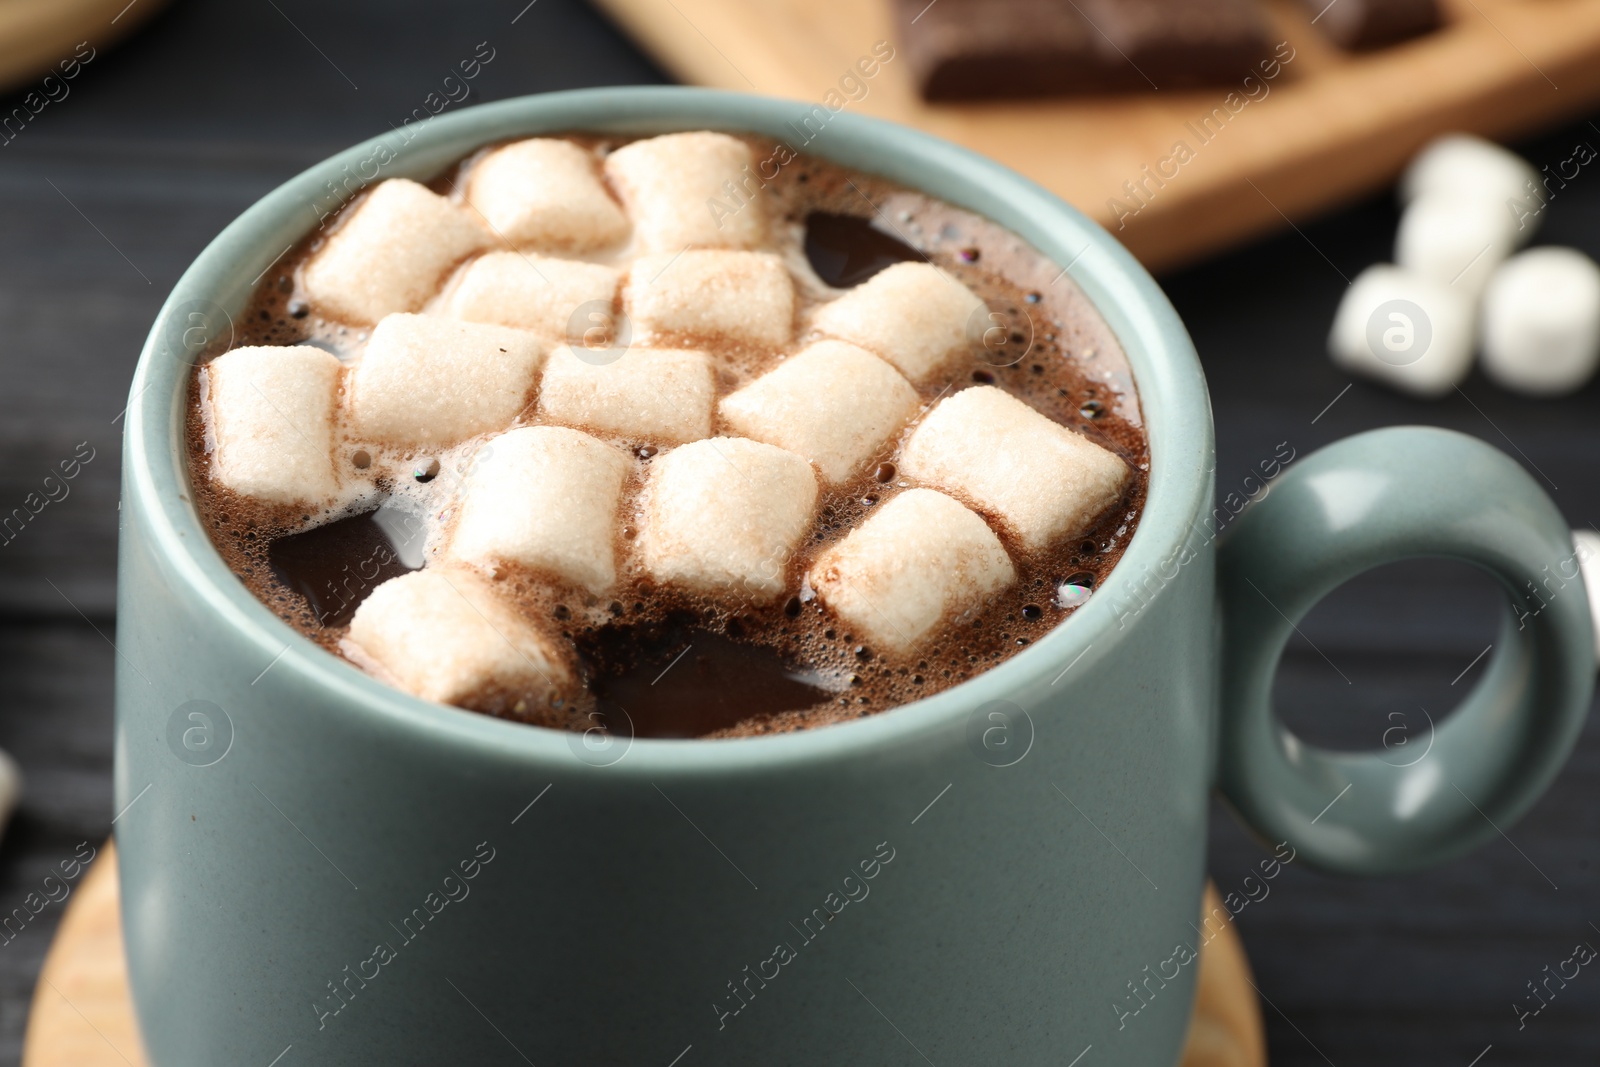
xmin=895 ymin=0 xmax=1105 ymax=101
xmin=1302 ymin=0 xmax=1442 ymax=50
xmin=1079 ymin=0 xmax=1275 ymax=89
xmin=895 ymin=0 xmax=1277 ymax=100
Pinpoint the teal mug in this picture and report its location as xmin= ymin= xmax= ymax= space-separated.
xmin=116 ymin=88 xmax=1595 ymax=1066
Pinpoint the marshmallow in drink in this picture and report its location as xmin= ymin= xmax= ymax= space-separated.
xmin=302 ymin=179 xmax=491 ymax=324
xmin=1400 ymin=134 xmax=1540 ymax=226
xmin=349 ymin=313 xmax=544 ymax=448
xmin=1573 ymin=529 xmax=1600 ymax=664
xmin=638 ymin=437 xmax=818 ymax=603
xmin=603 ymin=131 xmax=766 ymax=252
xmin=465 ymin=138 xmax=629 ymax=251
xmin=899 ymin=386 xmax=1130 ymax=551
xmin=808 ymin=488 xmax=1015 ymax=654
xmin=347 ymin=567 xmax=577 ymax=716
xmin=809 ymin=261 xmax=986 ymax=382
xmin=448 ymin=427 xmax=631 ymax=595
xmin=1328 ymin=264 xmax=1475 ymax=398
xmin=538 ymin=345 xmax=716 ymax=445
xmin=443 ymin=251 xmax=620 ymax=337
xmin=1395 ymin=191 xmax=1519 ymax=296
xmin=718 ymin=340 xmax=920 ymax=483
xmin=1480 ymin=247 xmax=1600 ymax=397
xmin=626 ymin=250 xmax=795 ymax=348
xmin=207 ymin=345 xmax=342 ymax=505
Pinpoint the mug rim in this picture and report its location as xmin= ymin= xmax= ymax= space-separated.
xmin=123 ymin=86 xmax=1212 ymax=775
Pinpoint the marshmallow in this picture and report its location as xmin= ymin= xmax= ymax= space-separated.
xmin=348 ymin=567 xmax=576 ymax=715
xmin=810 ymin=262 xmax=985 ymax=382
xmin=1573 ymin=529 xmax=1600 ymax=664
xmin=1396 ymin=192 xmax=1518 ymax=296
xmin=448 ymin=427 xmax=630 ymax=595
xmin=719 ymin=340 xmax=921 ymax=483
xmin=350 ymin=314 xmax=544 ymax=448
xmin=900 ymin=386 xmax=1130 ymax=551
xmin=604 ymin=131 xmax=765 ymax=252
xmin=638 ymin=437 xmax=818 ymax=602
xmin=207 ymin=345 xmax=342 ymax=505
xmin=465 ymin=138 xmax=629 ymax=251
xmin=443 ymin=251 xmax=620 ymax=337
xmin=303 ymin=179 xmax=490 ymax=324
xmin=808 ymin=488 xmax=1015 ymax=655
xmin=1480 ymin=247 xmax=1600 ymax=397
xmin=1400 ymin=134 xmax=1540 ymax=226
xmin=538 ymin=345 xmax=716 ymax=444
xmin=1328 ymin=264 xmax=1475 ymax=398
xmin=626 ymin=250 xmax=794 ymax=348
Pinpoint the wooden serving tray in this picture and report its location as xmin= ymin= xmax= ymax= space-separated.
xmin=0 ymin=0 xmax=168 ymax=93
xmin=591 ymin=0 xmax=1600 ymax=270
xmin=21 ymin=843 xmax=1266 ymax=1066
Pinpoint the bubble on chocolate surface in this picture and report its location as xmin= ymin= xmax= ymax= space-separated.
xmin=1056 ymin=573 xmax=1096 ymax=610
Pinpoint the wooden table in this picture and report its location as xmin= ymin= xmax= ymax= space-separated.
xmin=0 ymin=1 xmax=1596 ymax=1063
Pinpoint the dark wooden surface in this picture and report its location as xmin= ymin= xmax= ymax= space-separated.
xmin=0 ymin=1 xmax=1595 ymax=1064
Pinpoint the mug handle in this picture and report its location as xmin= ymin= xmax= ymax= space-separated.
xmin=1216 ymin=426 xmax=1594 ymax=874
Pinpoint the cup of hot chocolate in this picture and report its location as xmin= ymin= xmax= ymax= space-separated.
xmin=117 ymin=88 xmax=1594 ymax=1067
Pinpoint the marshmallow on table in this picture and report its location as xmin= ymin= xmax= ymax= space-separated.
xmin=626 ymin=250 xmax=794 ymax=348
xmin=1328 ymin=263 xmax=1475 ymax=398
xmin=348 ymin=567 xmax=576 ymax=715
xmin=808 ymin=488 xmax=1015 ymax=655
xmin=207 ymin=345 xmax=342 ymax=505
xmin=1395 ymin=192 xmax=1519 ymax=297
xmin=1401 ymin=134 xmax=1540 ymax=225
xmin=465 ymin=138 xmax=629 ymax=251
xmin=448 ymin=427 xmax=630 ymax=595
xmin=443 ymin=251 xmax=620 ymax=337
xmin=604 ymin=131 xmax=765 ymax=252
xmin=303 ymin=179 xmax=490 ymax=324
xmin=810 ymin=262 xmax=986 ymax=382
xmin=350 ymin=313 xmax=544 ymax=448
xmin=1480 ymin=247 xmax=1600 ymax=397
xmin=900 ymin=386 xmax=1130 ymax=552
xmin=538 ymin=345 xmax=715 ymax=444
xmin=638 ymin=437 xmax=818 ymax=603
xmin=719 ymin=340 xmax=920 ymax=483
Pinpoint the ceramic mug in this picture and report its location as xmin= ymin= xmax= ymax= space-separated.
xmin=116 ymin=87 xmax=1595 ymax=1066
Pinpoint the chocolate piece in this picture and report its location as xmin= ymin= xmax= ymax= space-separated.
xmin=1303 ymin=0 xmax=1441 ymax=50
xmin=1078 ymin=0 xmax=1275 ymax=89
xmin=268 ymin=509 xmax=418 ymax=628
xmin=803 ymin=212 xmax=926 ymax=288
xmin=580 ymin=621 xmax=836 ymax=738
xmin=896 ymin=0 xmax=1277 ymax=101
xmin=894 ymin=0 xmax=1106 ymax=101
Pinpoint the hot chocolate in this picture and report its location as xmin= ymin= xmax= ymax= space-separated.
xmin=185 ymin=131 xmax=1148 ymax=738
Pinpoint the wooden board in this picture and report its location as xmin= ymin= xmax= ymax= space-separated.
xmin=591 ymin=0 xmax=1600 ymax=270
xmin=19 ymin=844 xmax=146 ymax=1067
xmin=0 ymin=0 xmax=169 ymax=93
xmin=19 ymin=844 xmax=1264 ymax=1067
